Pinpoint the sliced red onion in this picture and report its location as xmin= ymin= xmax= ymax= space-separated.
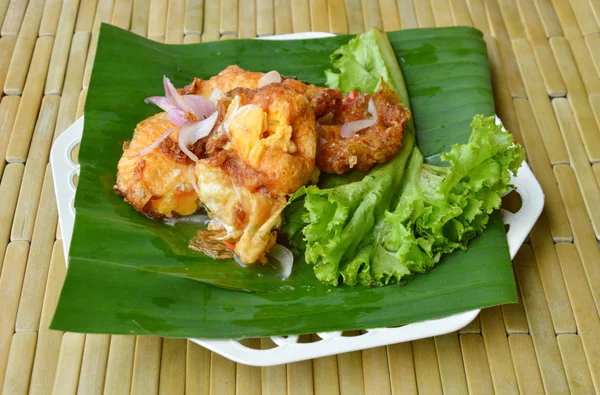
xmin=209 ymin=88 xmax=224 ymax=104
xmin=268 ymin=244 xmax=294 ymax=279
xmin=126 ymin=127 xmax=174 ymax=157
xmin=147 ymin=78 xmax=217 ymax=127
xmin=178 ymin=111 xmax=219 ymax=162
xmin=164 ymin=76 xmax=193 ymax=114
xmin=163 ymin=214 xmax=210 ymax=226
xmin=340 ymin=98 xmax=378 ymax=138
xmin=144 ymin=96 xmax=178 ymax=113
xmin=167 ymin=109 xmax=187 ymax=127
xmin=183 ymin=95 xmax=217 ymax=119
xmin=258 ymin=70 xmax=282 ymax=87
xmin=368 ymin=98 xmax=378 ymax=122
xmin=146 ymin=94 xmax=185 ymax=125
xmin=179 ymin=146 xmax=199 ymax=162
xmin=233 ymin=254 xmax=247 ymax=267
xmin=341 ymin=119 xmax=376 ymax=137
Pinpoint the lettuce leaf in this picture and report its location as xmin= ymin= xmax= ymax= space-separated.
xmin=293 ymin=116 xmax=524 ymax=286
xmin=284 ymin=29 xmax=525 ymax=287
xmin=325 ymin=29 xmax=411 ymax=108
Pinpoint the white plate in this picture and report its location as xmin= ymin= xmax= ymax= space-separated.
xmin=50 ymin=33 xmax=544 ymax=366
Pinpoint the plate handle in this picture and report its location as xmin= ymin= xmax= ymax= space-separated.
xmin=50 ymin=117 xmax=83 ymax=262
xmin=502 ymin=162 xmax=545 ymax=259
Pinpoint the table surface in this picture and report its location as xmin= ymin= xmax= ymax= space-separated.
xmin=1 ymin=0 xmax=600 ymax=394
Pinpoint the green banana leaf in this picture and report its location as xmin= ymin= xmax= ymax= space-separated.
xmin=50 ymin=24 xmax=515 ymax=338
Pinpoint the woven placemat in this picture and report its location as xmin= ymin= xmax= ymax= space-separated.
xmin=1 ymin=0 xmax=599 ymax=393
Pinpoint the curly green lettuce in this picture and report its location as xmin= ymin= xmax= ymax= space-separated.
xmin=325 ymin=28 xmax=410 ymax=105
xmin=285 ymin=116 xmax=525 ymax=286
xmin=283 ymin=29 xmax=525 ymax=286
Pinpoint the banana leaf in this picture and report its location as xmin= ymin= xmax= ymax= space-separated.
xmin=50 ymin=24 xmax=515 ymax=338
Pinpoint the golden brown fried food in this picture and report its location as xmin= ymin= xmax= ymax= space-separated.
xmin=182 ymin=66 xmax=408 ymax=175
xmin=114 ymin=113 xmax=199 ymax=218
xmin=181 ymin=65 xmax=264 ymax=97
xmin=316 ymin=87 xmax=411 ymax=174
xmin=280 ymin=78 xmax=342 ymax=118
xmin=193 ymin=162 xmax=285 ymax=264
xmin=116 ymin=66 xmax=411 ymax=265
xmin=192 ymin=84 xmax=317 ymax=264
xmin=181 ymin=65 xmax=342 ymax=118
xmin=207 ymin=85 xmax=317 ymax=195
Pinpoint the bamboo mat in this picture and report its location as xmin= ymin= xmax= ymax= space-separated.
xmin=0 ymin=0 xmax=599 ymax=393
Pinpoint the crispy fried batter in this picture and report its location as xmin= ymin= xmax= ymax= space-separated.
xmin=193 ymin=84 xmax=317 ymax=264
xmin=158 ymin=136 xmax=194 ymax=164
xmin=114 ymin=113 xmax=199 ymax=218
xmin=207 ymin=84 xmax=316 ymax=195
xmin=116 ymin=66 xmax=411 ymax=265
xmin=181 ymin=65 xmax=342 ymax=119
xmin=194 ymin=162 xmax=286 ymax=264
xmin=280 ymin=78 xmax=342 ymax=118
xmin=316 ymin=88 xmax=411 ymax=174
xmin=181 ymin=66 xmax=265 ymax=97
xmin=182 ymin=66 xmax=408 ymax=175
xmin=189 ymin=227 xmax=235 ymax=260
